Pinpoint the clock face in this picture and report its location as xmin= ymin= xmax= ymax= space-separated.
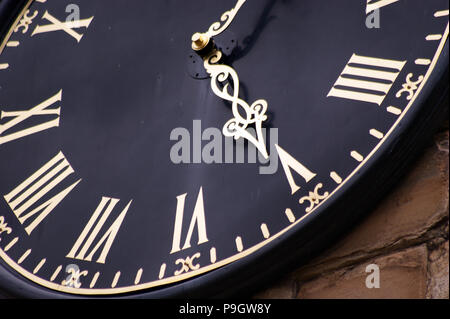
xmin=0 ymin=0 xmax=448 ymax=298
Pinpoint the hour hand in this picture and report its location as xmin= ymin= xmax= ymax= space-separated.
xmin=192 ymin=0 xmax=246 ymax=51
xmin=202 ymin=49 xmax=270 ymax=159
xmin=190 ymin=0 xmax=270 ymax=160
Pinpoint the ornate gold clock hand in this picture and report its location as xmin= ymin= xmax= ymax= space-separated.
xmin=191 ymin=0 xmax=270 ymax=159
xmin=191 ymin=0 xmax=247 ymax=51
xmin=202 ymin=49 xmax=269 ymax=159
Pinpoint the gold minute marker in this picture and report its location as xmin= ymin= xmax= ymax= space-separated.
xmin=4 ymin=237 xmax=19 ymax=251
xmin=260 ymin=224 xmax=270 ymax=239
xmin=285 ymin=208 xmax=296 ymax=223
xmin=387 ymin=106 xmax=402 ymax=115
xmin=18 ymin=249 xmax=31 ymax=264
xmin=111 ymin=271 xmax=121 ymax=288
xmin=6 ymin=41 xmax=19 ymax=47
xmin=210 ymin=247 xmax=217 ymax=264
xmin=350 ymin=151 xmax=364 ymax=163
xmin=33 ymin=258 xmax=46 ymax=274
xmin=90 ymin=272 xmax=100 ymax=288
xmin=426 ymin=34 xmax=443 ymax=41
xmin=415 ymin=59 xmax=431 ymax=66
xmin=135 ymin=268 xmax=143 ymax=285
xmin=50 ymin=265 xmax=62 ymax=282
xmin=330 ymin=172 xmax=343 ymax=185
xmin=369 ymin=129 xmax=384 ymax=140
xmin=235 ymin=236 xmax=243 ymax=252
xmin=158 ymin=263 xmax=166 ymax=280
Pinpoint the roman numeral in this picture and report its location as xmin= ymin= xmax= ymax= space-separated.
xmin=328 ymin=54 xmax=406 ymax=105
xmin=170 ymin=187 xmax=208 ymax=254
xmin=366 ymin=0 xmax=400 ymax=13
xmin=275 ymin=144 xmax=316 ymax=195
xmin=31 ymin=11 xmax=94 ymax=43
xmin=66 ymin=197 xmax=132 ymax=264
xmin=0 ymin=90 xmax=62 ymax=145
xmin=3 ymin=152 xmax=81 ymax=235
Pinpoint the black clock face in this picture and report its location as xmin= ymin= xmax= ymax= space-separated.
xmin=0 ymin=0 xmax=448 ymax=298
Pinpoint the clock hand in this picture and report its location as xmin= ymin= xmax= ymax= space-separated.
xmin=191 ymin=0 xmax=247 ymax=51
xmin=191 ymin=0 xmax=270 ymax=160
xmin=201 ymin=49 xmax=269 ymax=159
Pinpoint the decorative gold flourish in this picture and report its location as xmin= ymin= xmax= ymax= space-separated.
xmin=0 ymin=216 xmax=12 ymax=241
xmin=299 ymin=183 xmax=329 ymax=213
xmin=174 ymin=253 xmax=201 ymax=276
xmin=396 ymin=73 xmax=424 ymax=100
xmin=203 ymin=49 xmax=269 ymax=159
xmin=192 ymin=0 xmax=268 ymax=157
xmin=14 ymin=10 xmax=38 ymax=34
xmin=205 ymin=0 xmax=247 ymax=38
xmin=191 ymin=0 xmax=246 ymax=51
xmin=61 ymin=264 xmax=88 ymax=288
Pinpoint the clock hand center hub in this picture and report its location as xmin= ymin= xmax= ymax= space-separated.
xmin=191 ymin=32 xmax=210 ymax=51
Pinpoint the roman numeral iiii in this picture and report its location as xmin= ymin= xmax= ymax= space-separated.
xmin=328 ymin=54 xmax=406 ymax=105
xmin=3 ymin=152 xmax=81 ymax=235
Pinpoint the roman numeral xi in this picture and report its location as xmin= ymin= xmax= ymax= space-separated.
xmin=0 ymin=90 xmax=62 ymax=145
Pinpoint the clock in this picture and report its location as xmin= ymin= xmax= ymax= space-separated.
xmin=0 ymin=0 xmax=448 ymax=298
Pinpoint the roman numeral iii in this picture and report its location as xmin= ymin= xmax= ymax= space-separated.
xmin=0 ymin=90 xmax=62 ymax=145
xmin=66 ymin=197 xmax=132 ymax=264
xmin=3 ymin=152 xmax=81 ymax=235
xmin=328 ymin=54 xmax=406 ymax=105
xmin=170 ymin=187 xmax=208 ymax=254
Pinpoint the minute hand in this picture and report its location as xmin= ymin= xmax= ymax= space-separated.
xmin=192 ymin=0 xmax=247 ymax=51
xmin=205 ymin=0 xmax=247 ymax=38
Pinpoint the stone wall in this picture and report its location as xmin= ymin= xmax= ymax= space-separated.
xmin=255 ymin=120 xmax=449 ymax=299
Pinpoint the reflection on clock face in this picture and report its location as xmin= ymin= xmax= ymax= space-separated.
xmin=0 ymin=0 xmax=448 ymax=297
